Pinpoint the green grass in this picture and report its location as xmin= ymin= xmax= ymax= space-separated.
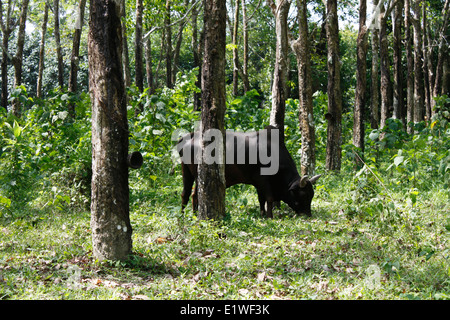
xmin=1 ymin=170 xmax=449 ymax=300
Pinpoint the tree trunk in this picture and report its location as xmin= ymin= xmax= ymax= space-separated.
xmin=1 ymin=32 xmax=10 ymax=111
xmin=37 ymin=2 xmax=49 ymax=99
xmin=325 ymin=0 xmax=342 ymax=172
xmin=370 ymin=0 xmax=380 ymax=129
xmin=353 ymin=0 xmax=368 ymax=159
xmin=11 ymin=0 xmax=29 ymax=117
xmin=145 ymin=36 xmax=154 ymax=94
xmin=392 ymin=0 xmax=403 ymax=121
xmin=291 ymin=0 xmax=315 ymax=176
xmin=192 ymin=3 xmax=202 ymax=111
xmin=54 ymin=0 xmax=64 ymax=89
xmin=405 ymin=0 xmax=414 ymax=134
xmin=0 ymin=0 xmax=17 ymax=111
xmin=135 ymin=0 xmax=144 ymax=93
xmin=172 ymin=0 xmax=189 ymax=85
xmin=68 ymin=0 xmax=87 ymax=117
xmin=422 ymin=2 xmax=431 ymax=121
xmin=241 ymin=0 xmax=250 ymax=93
xmin=197 ymin=0 xmax=227 ymax=221
xmin=121 ymin=0 xmax=132 ymax=87
xmin=379 ymin=3 xmax=391 ymax=130
xmin=267 ymin=0 xmax=290 ymax=142
xmin=412 ymin=0 xmax=424 ymax=125
xmin=232 ymin=0 xmax=240 ymax=96
xmin=68 ymin=0 xmax=87 ymax=93
xmin=431 ymin=0 xmax=450 ymax=114
xmin=89 ymin=0 xmax=132 ymax=261
xmin=165 ymin=0 xmax=173 ymax=88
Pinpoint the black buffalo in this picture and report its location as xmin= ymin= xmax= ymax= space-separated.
xmin=177 ymin=125 xmax=320 ymax=218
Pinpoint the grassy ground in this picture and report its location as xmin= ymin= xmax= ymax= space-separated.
xmin=0 ymin=171 xmax=449 ymax=300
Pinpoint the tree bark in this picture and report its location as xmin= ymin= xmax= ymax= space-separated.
xmin=370 ymin=0 xmax=380 ymax=129
xmin=405 ymin=0 xmax=414 ymax=133
xmin=431 ymin=0 xmax=450 ymax=114
xmin=232 ymin=0 xmax=240 ymax=96
xmin=412 ymin=0 xmax=424 ymax=125
xmin=68 ymin=0 xmax=87 ymax=94
xmin=11 ymin=0 xmax=29 ymax=117
xmin=135 ymin=0 xmax=144 ymax=93
xmin=54 ymin=0 xmax=64 ymax=89
xmin=89 ymin=0 xmax=132 ymax=261
xmin=0 ymin=0 xmax=18 ymax=111
xmin=267 ymin=0 xmax=290 ymax=142
xmin=197 ymin=0 xmax=227 ymax=221
xmin=165 ymin=0 xmax=173 ymax=88
xmin=37 ymin=2 xmax=49 ymax=99
xmin=145 ymin=36 xmax=154 ymax=94
xmin=353 ymin=0 xmax=368 ymax=159
xmin=68 ymin=0 xmax=87 ymax=117
xmin=191 ymin=3 xmax=202 ymax=111
xmin=241 ymin=0 xmax=250 ymax=93
xmin=325 ymin=0 xmax=342 ymax=172
xmin=291 ymin=0 xmax=315 ymax=176
xmin=392 ymin=0 xmax=403 ymax=121
xmin=379 ymin=3 xmax=392 ymax=130
xmin=121 ymin=0 xmax=132 ymax=87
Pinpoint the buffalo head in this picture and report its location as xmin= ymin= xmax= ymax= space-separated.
xmin=286 ymin=175 xmax=321 ymax=216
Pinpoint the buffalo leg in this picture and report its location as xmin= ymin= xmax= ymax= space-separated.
xmin=181 ymin=164 xmax=195 ymax=212
xmin=257 ymin=189 xmax=266 ymax=217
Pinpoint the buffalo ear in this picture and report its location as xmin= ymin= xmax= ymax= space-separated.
xmin=299 ymin=175 xmax=309 ymax=188
xmin=309 ymin=174 xmax=321 ymax=185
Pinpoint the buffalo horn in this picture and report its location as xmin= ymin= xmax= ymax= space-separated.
xmin=309 ymin=174 xmax=322 ymax=184
xmin=299 ymin=175 xmax=309 ymax=188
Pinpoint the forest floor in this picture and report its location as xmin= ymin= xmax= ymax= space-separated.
xmin=0 ymin=171 xmax=449 ymax=301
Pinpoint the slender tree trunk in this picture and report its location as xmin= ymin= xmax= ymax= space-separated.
xmin=267 ymin=0 xmax=290 ymax=142
xmin=192 ymin=3 xmax=202 ymax=111
xmin=197 ymin=0 xmax=226 ymax=221
xmin=89 ymin=0 xmax=132 ymax=261
xmin=135 ymin=0 xmax=144 ymax=93
xmin=405 ymin=0 xmax=414 ymax=133
xmin=291 ymin=0 xmax=315 ymax=176
xmin=1 ymin=32 xmax=10 ymax=111
xmin=165 ymin=0 xmax=173 ymax=88
xmin=370 ymin=0 xmax=380 ymax=129
xmin=353 ymin=0 xmax=368 ymax=159
xmin=241 ymin=0 xmax=249 ymax=93
xmin=392 ymin=0 xmax=403 ymax=121
xmin=422 ymin=2 xmax=431 ymax=121
xmin=379 ymin=3 xmax=391 ymax=130
xmin=68 ymin=0 xmax=87 ymax=117
xmin=431 ymin=0 xmax=450 ymax=114
xmin=11 ymin=0 xmax=29 ymax=117
xmin=145 ymin=36 xmax=154 ymax=94
xmin=68 ymin=0 xmax=87 ymax=93
xmin=325 ymin=0 xmax=342 ymax=172
xmin=0 ymin=0 xmax=17 ymax=111
xmin=54 ymin=0 xmax=64 ymax=89
xmin=37 ymin=2 xmax=49 ymax=99
xmin=412 ymin=0 xmax=424 ymax=125
xmin=121 ymin=0 xmax=132 ymax=87
xmin=232 ymin=0 xmax=240 ymax=96
xmin=172 ymin=0 xmax=189 ymax=85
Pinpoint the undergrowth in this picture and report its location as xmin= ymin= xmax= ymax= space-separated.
xmin=0 ymin=77 xmax=449 ymax=300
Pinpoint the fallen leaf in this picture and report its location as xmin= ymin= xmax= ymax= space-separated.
xmin=257 ymin=272 xmax=266 ymax=282
xmin=238 ymin=288 xmax=249 ymax=295
xmin=156 ymin=237 xmax=167 ymax=244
